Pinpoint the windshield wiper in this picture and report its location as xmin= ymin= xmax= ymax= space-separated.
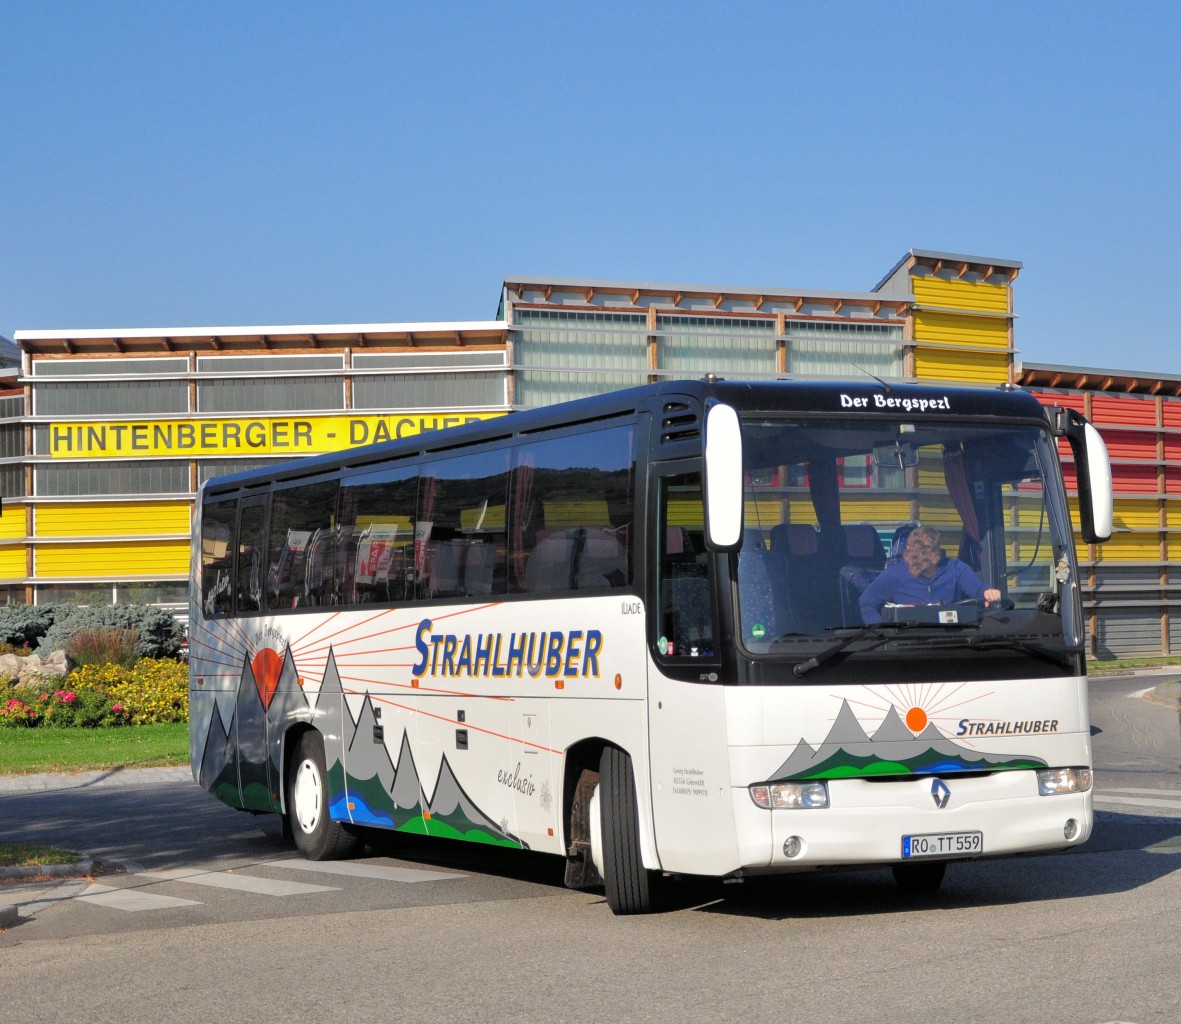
xmin=960 ymin=634 xmax=1078 ymax=671
xmin=792 ymin=622 xmax=926 ymax=678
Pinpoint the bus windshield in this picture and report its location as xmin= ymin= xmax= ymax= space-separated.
xmin=731 ymin=416 xmax=1081 ymax=655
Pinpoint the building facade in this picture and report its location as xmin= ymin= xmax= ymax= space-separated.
xmin=3 ymin=248 xmax=1174 ymax=655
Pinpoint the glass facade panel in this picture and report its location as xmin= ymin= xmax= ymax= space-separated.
xmin=34 ymin=380 xmax=188 ymax=415
xmin=659 ymin=316 xmax=777 ymax=377
xmin=197 ymin=376 xmax=344 ymax=413
xmin=353 ymin=372 xmax=504 ymax=410
xmin=0 ymin=422 xmax=23 ymax=460
xmin=34 ymin=460 xmax=190 ymax=496
xmin=32 ymin=358 xmax=187 ymax=377
xmin=36 ymin=583 xmax=113 ymax=606
xmin=0 ymin=465 xmax=24 ymax=498
xmin=513 ymin=310 xmax=649 ymax=406
xmin=786 ymin=322 xmax=904 ymax=379
xmin=197 ymin=355 xmax=344 ymax=373
xmin=353 ymin=352 xmax=504 ymax=369
xmin=199 ymin=458 xmax=286 ymax=484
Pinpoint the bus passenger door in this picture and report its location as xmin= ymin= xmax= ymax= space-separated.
xmin=646 ymin=464 xmax=741 ymax=876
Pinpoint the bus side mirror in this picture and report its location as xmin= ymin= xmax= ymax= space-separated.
xmin=703 ymin=402 xmax=743 ymax=551
xmin=1052 ymin=407 xmax=1113 ymax=544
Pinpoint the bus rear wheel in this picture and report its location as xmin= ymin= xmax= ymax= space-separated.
xmin=596 ymin=746 xmax=658 ymax=915
xmin=287 ymin=731 xmax=359 ymax=861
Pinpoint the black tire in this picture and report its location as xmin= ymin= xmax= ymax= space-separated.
xmin=599 ymin=746 xmax=657 ymax=915
xmin=892 ymin=860 xmax=946 ymax=894
xmin=287 ymin=731 xmax=359 ymax=861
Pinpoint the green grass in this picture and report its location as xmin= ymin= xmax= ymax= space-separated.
xmin=0 ymin=722 xmax=189 ymax=774
xmin=0 ymin=843 xmax=82 ymax=867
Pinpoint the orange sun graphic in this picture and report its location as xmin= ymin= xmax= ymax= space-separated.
xmin=905 ymin=706 xmax=929 ymax=733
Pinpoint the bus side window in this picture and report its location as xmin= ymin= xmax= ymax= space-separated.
xmin=268 ymin=480 xmax=339 ymax=608
xmin=510 ymin=425 xmax=636 ymax=595
xmin=339 ymin=464 xmax=419 ymax=605
xmin=416 ymin=450 xmax=510 ymax=602
xmin=658 ymin=472 xmax=715 ymax=658
xmin=201 ymin=499 xmax=236 ymax=617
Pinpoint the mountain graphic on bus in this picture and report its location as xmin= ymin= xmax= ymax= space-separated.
xmin=769 ymin=700 xmax=1048 ymax=782
xmin=195 ymin=642 xmax=522 ymax=848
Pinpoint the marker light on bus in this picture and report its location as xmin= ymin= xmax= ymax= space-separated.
xmin=1036 ymin=768 xmax=1092 ymax=796
xmin=749 ymin=782 xmax=830 ymax=809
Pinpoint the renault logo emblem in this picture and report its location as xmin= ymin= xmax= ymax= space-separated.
xmin=931 ymin=779 xmax=951 ymax=809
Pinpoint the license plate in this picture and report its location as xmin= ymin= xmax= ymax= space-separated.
xmin=901 ymin=831 xmax=983 ymax=858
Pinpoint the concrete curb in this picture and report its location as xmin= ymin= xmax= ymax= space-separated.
xmin=0 ymin=856 xmax=94 ymax=882
xmin=0 ymin=765 xmax=191 ymax=794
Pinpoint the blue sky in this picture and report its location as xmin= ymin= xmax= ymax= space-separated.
xmin=2 ymin=2 xmax=1178 ymax=375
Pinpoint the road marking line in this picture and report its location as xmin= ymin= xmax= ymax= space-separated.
xmin=137 ymin=868 xmax=338 ymax=896
xmin=1095 ymin=795 xmax=1181 ymax=812
xmin=78 ymin=882 xmax=201 ymax=912
xmin=268 ymin=858 xmax=465 ymax=883
xmin=1103 ymin=787 xmax=1181 ymax=796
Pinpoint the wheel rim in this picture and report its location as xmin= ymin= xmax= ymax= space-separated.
xmin=292 ymin=757 xmax=322 ymax=835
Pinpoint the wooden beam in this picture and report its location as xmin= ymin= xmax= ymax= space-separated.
xmin=544 ymin=285 xmax=553 ymax=301
xmin=794 ymin=297 xmax=805 ymax=313
xmin=931 ymin=259 xmax=943 ymax=276
xmin=754 ymin=295 xmax=764 ymax=311
xmin=673 ymin=292 xmax=683 ymax=306
xmin=872 ymin=300 xmax=882 ymax=316
xmin=585 ymin=287 xmax=595 ymax=303
xmin=714 ymin=294 xmax=725 ymax=309
xmin=957 ymin=262 xmax=969 ymax=279
xmin=832 ymin=299 xmax=843 ymax=315
xmin=631 ymin=289 xmax=641 ymax=304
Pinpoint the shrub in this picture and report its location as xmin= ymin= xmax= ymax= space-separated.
xmin=0 ymin=606 xmax=58 ymax=649
xmin=67 ymin=627 xmax=141 ymax=669
xmin=38 ymin=605 xmax=185 ymax=661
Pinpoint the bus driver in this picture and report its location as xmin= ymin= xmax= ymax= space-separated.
xmin=858 ymin=524 xmax=1001 ymax=624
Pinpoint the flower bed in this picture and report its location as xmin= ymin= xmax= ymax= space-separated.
xmin=0 ymin=658 xmax=188 ymax=728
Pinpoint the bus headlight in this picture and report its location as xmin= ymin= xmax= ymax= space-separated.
xmin=1036 ymin=768 xmax=1092 ymax=796
xmin=749 ymin=781 xmax=829 ymax=809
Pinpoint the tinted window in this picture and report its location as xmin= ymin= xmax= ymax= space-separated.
xmin=268 ymin=480 xmax=339 ymax=608
xmin=510 ymin=425 xmax=635 ymax=595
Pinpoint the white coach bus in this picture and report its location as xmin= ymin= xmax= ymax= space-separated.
xmin=189 ymin=378 xmax=1112 ymax=914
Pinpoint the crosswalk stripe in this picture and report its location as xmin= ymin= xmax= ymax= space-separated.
xmin=137 ymin=868 xmax=338 ymax=896
xmin=268 ymin=858 xmax=465 ymax=883
xmin=78 ymin=882 xmax=201 ymax=912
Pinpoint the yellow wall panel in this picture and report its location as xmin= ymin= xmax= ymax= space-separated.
xmin=913 ymin=311 xmax=1009 ymax=350
xmin=36 ymin=502 xmax=192 ymax=538
xmin=35 ymin=541 xmax=189 ymax=579
xmin=1111 ymin=500 xmax=1160 ymax=530
xmin=914 ymin=348 xmax=1009 ymax=384
xmin=0 ymin=510 xmax=26 ymax=540
xmin=1096 ymin=535 xmax=1158 ymax=562
xmin=912 ymin=276 xmax=1010 ymax=314
xmin=0 ymin=548 xmax=25 ymax=578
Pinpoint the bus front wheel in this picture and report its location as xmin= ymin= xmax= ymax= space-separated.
xmin=287 ymin=731 xmax=359 ymax=861
xmin=596 ymin=746 xmax=658 ymax=915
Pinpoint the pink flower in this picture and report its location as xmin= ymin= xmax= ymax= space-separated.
xmin=112 ymin=703 xmax=124 ymax=713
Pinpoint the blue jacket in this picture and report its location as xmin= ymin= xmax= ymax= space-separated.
xmin=858 ymin=556 xmax=990 ymax=624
